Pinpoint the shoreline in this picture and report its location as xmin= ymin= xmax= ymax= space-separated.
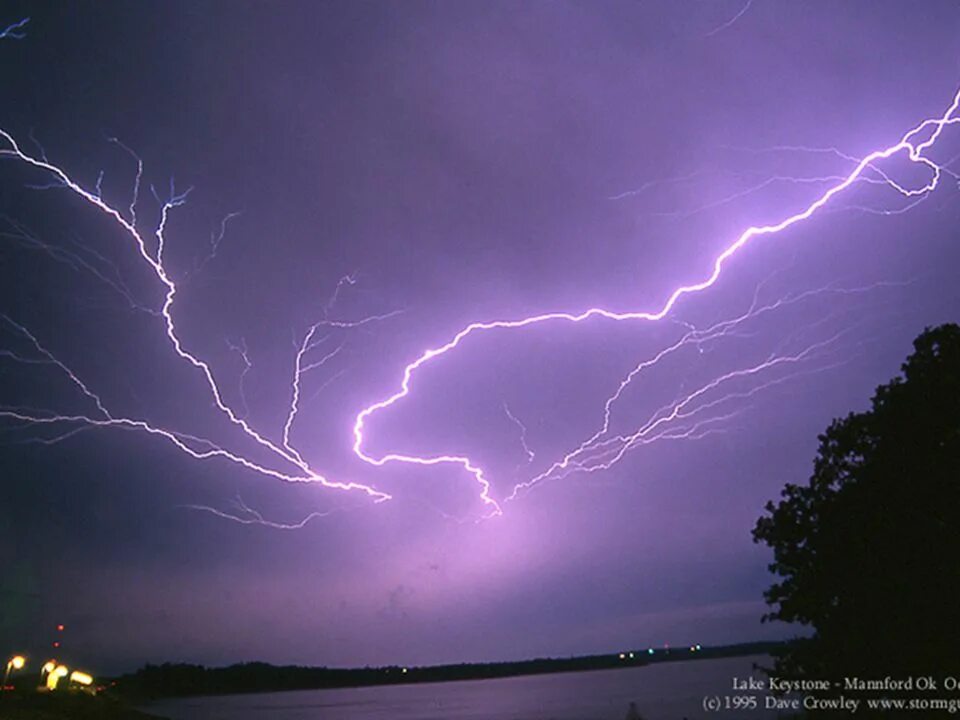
xmin=129 ymin=645 xmax=776 ymax=703
xmin=139 ymin=654 xmax=776 ymax=720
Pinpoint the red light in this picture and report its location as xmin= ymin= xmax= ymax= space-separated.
xmin=57 ymin=624 xmax=65 ymax=632
xmin=53 ymin=642 xmax=60 ymax=648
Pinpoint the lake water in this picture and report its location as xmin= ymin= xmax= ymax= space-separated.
xmin=146 ymin=654 xmax=792 ymax=720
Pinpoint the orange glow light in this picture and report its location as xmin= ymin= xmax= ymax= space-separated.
xmin=70 ymin=671 xmax=93 ymax=686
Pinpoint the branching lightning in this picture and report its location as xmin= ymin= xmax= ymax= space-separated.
xmin=349 ymin=86 xmax=960 ymax=518
xmin=2 ymin=19 xmax=959 ymax=525
xmin=0 ymin=129 xmax=394 ymax=501
xmin=505 ymin=281 xmax=905 ymax=499
xmin=182 ymin=494 xmax=335 ymax=530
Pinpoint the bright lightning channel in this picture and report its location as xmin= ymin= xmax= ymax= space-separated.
xmin=351 ymin=86 xmax=960 ymax=518
xmin=2 ymin=21 xmax=959 ymax=523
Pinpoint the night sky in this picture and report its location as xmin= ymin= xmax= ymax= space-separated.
xmin=2 ymin=1 xmax=960 ymax=675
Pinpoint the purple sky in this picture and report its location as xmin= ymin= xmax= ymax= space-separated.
xmin=1 ymin=0 xmax=960 ymax=674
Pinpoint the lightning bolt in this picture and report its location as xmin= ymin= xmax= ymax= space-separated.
xmin=512 ymin=329 xmax=857 ymax=495
xmin=0 ymin=216 xmax=158 ymax=315
xmin=3 ymin=20 xmax=959 ymax=525
xmin=182 ymin=495 xmax=335 ymax=530
xmin=189 ymin=210 xmax=242 ymax=278
xmin=225 ymin=337 xmax=253 ymax=419
xmin=0 ymin=17 xmax=29 ymax=41
xmin=0 ymin=130 xmax=392 ymax=502
xmin=502 ymin=402 xmax=536 ymax=465
xmin=351 ymin=87 xmax=960 ymax=517
xmin=505 ymin=281 xmax=903 ymax=499
xmin=705 ymin=0 xmax=753 ymax=37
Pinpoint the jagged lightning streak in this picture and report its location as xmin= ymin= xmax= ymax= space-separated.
xmin=505 ymin=280 xmax=907 ymax=499
xmin=0 ymin=130 xmax=392 ymax=501
xmin=620 ymin=142 xmax=960 ymax=219
xmin=607 ymin=167 xmax=715 ymax=201
xmin=709 ymin=144 xmax=960 ymax=215
xmin=0 ymin=17 xmax=28 ymax=41
xmin=538 ymin=306 xmax=886 ymax=488
xmin=0 ymin=349 xmax=52 ymax=366
xmin=225 ymin=337 xmax=253 ymax=418
xmin=352 ymin=86 xmax=960 ymax=516
xmin=283 ymin=327 xmax=344 ymax=465
xmin=502 ymin=402 xmax=535 ymax=465
xmin=105 ymin=136 xmax=144 ymax=227
xmin=0 ymin=407 xmax=330 ymax=484
xmin=705 ymin=0 xmax=753 ymax=37
xmin=1 ymin=315 xmax=112 ymax=418
xmin=0 ymin=217 xmax=156 ymax=315
xmin=514 ymin=333 xmax=854 ymax=493
xmin=324 ymin=272 xmax=359 ymax=316
xmin=644 ymin=173 xmax=893 ymax=220
xmin=191 ymin=211 xmax=241 ymax=277
xmin=182 ymin=495 xmax=335 ymax=530
xmin=281 ymin=279 xmax=403 ymax=465
xmin=4 ymin=14 xmax=959 ymax=524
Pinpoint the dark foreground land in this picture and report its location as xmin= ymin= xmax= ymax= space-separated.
xmin=0 ymin=692 xmax=168 ymax=720
xmin=117 ymin=640 xmax=783 ymax=700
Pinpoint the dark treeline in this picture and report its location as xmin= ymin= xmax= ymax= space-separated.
xmin=116 ymin=641 xmax=784 ymax=699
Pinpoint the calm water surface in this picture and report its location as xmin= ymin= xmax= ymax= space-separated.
xmin=146 ymin=654 xmax=790 ymax=720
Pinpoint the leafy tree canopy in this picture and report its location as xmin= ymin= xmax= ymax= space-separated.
xmin=753 ymin=323 xmax=960 ymax=679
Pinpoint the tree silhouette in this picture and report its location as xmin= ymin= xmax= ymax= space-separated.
xmin=753 ymin=323 xmax=960 ymax=680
